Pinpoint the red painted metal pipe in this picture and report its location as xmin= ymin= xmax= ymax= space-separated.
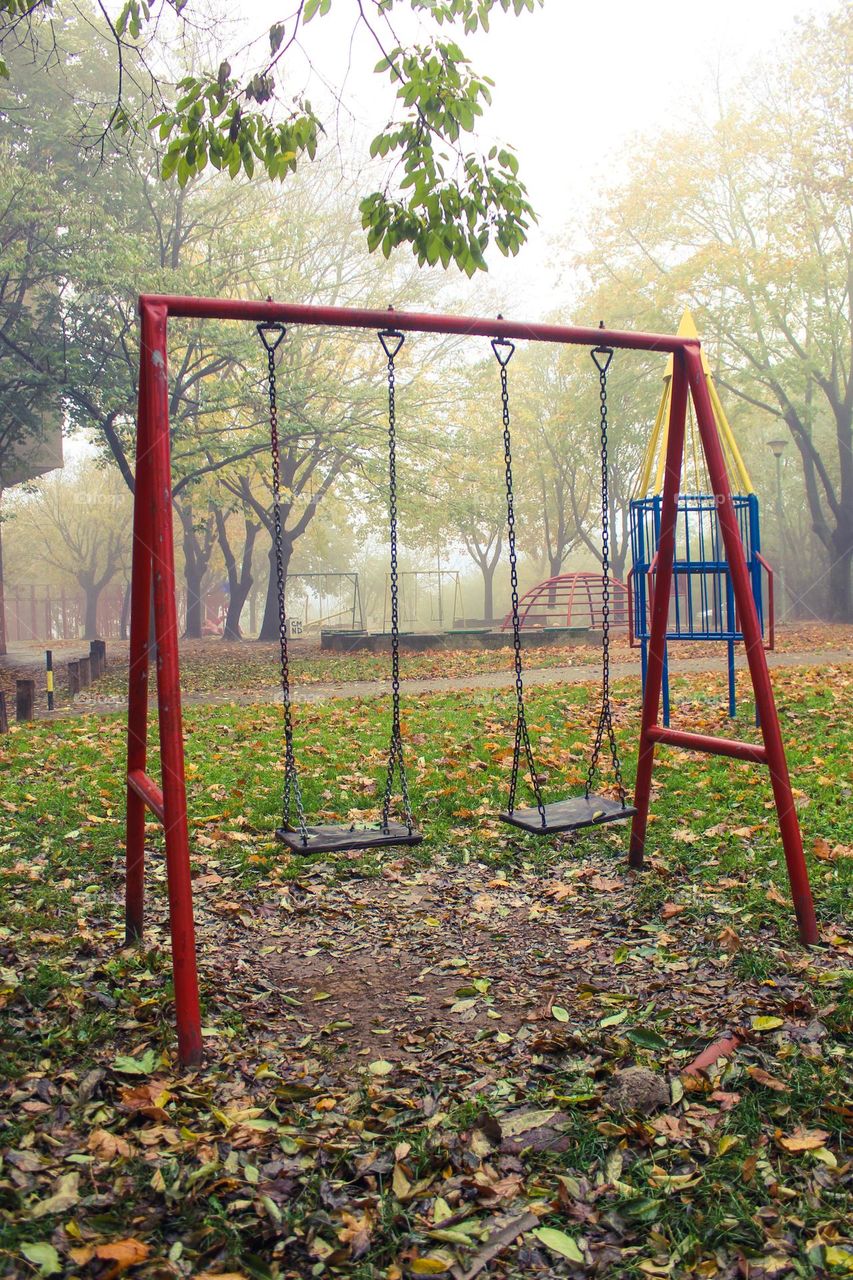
xmin=647 ymin=725 xmax=768 ymax=764
xmin=125 ymin=348 xmax=152 ymax=944
xmin=629 ymin=352 xmax=689 ymax=867
xmin=685 ymin=349 xmax=818 ymax=946
xmin=139 ymin=294 xmax=697 ymax=355
xmin=127 ymin=769 xmax=165 ymax=824
xmin=141 ymin=299 xmax=203 ymax=1066
xmin=683 ymin=1032 xmax=740 ymax=1076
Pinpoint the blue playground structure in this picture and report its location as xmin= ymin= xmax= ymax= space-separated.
xmin=628 ymin=313 xmax=775 ymax=725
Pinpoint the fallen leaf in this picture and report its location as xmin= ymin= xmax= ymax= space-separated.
xmin=532 ymin=1227 xmax=585 ymax=1262
xmin=747 ymin=1066 xmax=788 ymax=1092
xmin=19 ymin=1243 xmax=62 ymax=1277
xmin=30 ymin=1172 xmax=80 ymax=1218
xmin=777 ymin=1126 xmax=830 ymax=1152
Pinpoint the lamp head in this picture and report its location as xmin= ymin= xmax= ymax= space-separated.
xmin=767 ymin=438 xmax=788 ymax=459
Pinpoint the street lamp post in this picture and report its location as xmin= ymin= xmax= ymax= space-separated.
xmin=767 ymin=439 xmax=788 ymax=622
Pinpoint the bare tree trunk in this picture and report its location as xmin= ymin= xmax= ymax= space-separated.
xmin=828 ymin=534 xmax=853 ymax=622
xmin=119 ymin=580 xmax=131 ymax=641
xmin=258 ymin=536 xmax=292 ymax=642
xmin=83 ymin=586 xmax=100 ymax=639
xmin=215 ymin=508 xmax=260 ymax=641
xmin=184 ymin=564 xmax=204 ymax=639
xmin=177 ymin=501 xmax=215 ymax=640
xmin=481 ymin=563 xmax=494 ymax=622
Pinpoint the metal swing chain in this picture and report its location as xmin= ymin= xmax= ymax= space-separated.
xmin=258 ymin=323 xmax=309 ymax=842
xmin=493 ymin=338 xmax=547 ymax=826
xmin=585 ymin=343 xmax=628 ymax=807
xmin=379 ymin=329 xmax=415 ymax=833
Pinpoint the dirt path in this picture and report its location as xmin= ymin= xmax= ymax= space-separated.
xmin=41 ymin=645 xmax=853 ymax=718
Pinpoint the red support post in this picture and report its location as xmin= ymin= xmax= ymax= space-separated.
xmin=145 ymin=300 xmax=203 ymax=1065
xmin=629 ymin=351 xmax=689 ymax=867
xmin=685 ymin=350 xmax=818 ymax=945
xmin=125 ymin=343 xmax=153 ymax=944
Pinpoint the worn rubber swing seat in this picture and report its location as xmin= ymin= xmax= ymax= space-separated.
xmin=276 ymin=822 xmax=423 ymax=854
xmin=260 ymin=323 xmax=421 ymax=855
xmin=500 ymin=794 xmax=636 ymax=835
xmin=492 ymin=335 xmax=634 ymax=836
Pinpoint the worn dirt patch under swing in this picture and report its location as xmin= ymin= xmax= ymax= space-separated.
xmin=180 ymin=848 xmax=821 ymax=1076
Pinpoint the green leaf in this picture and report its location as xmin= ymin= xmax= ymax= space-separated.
xmin=751 ymin=1015 xmax=784 ymax=1031
xmin=112 ymin=1048 xmax=157 ymax=1075
xmin=551 ymin=1005 xmax=570 ymax=1022
xmin=600 ymin=1009 xmax=629 ymax=1028
xmin=20 ymin=1244 xmax=62 ymax=1277
xmin=532 ymin=1227 xmax=584 ymax=1263
xmin=627 ymin=1028 xmax=667 ymax=1050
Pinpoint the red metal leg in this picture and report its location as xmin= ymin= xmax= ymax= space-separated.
xmin=629 ymin=350 xmax=689 ymax=867
xmin=686 ymin=351 xmax=818 ymax=945
xmin=125 ymin=348 xmax=153 ymax=942
xmin=143 ymin=300 xmax=203 ymax=1065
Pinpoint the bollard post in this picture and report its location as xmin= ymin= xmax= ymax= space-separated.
xmin=0 ymin=692 xmax=8 ymax=733
xmin=90 ymin=638 xmax=107 ymax=678
xmin=78 ymin=656 xmax=91 ymax=688
xmin=16 ymin=679 xmax=35 ymax=722
xmin=68 ymin=661 xmax=80 ymax=696
xmin=45 ymin=650 xmax=54 ymax=711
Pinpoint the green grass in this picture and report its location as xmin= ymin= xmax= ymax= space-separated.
xmin=0 ymin=663 xmax=851 ymax=1279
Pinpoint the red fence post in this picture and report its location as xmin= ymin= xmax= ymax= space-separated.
xmin=686 ymin=350 xmax=818 ymax=945
xmin=629 ymin=350 xmax=689 ymax=868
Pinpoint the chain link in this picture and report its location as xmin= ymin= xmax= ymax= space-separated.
xmin=585 ymin=344 xmax=628 ymax=806
xmin=378 ymin=330 xmax=415 ymax=833
xmin=258 ymin=323 xmax=309 ymax=843
xmin=493 ymin=338 xmax=547 ymax=827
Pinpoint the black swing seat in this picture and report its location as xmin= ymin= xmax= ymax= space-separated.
xmin=500 ymin=793 xmax=637 ymax=835
xmin=276 ymin=822 xmax=423 ymax=855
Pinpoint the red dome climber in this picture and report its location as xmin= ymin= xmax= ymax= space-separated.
xmin=501 ymin=572 xmax=629 ymax=631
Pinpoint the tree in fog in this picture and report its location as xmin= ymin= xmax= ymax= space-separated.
xmin=9 ymin=463 xmax=131 ymax=637
xmin=0 ymin=0 xmax=540 ymax=276
xmin=579 ymin=6 xmax=853 ymax=617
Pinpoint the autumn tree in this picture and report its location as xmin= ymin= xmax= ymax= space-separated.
xmin=579 ymin=5 xmax=852 ymax=617
xmin=9 ymin=462 xmax=131 ymax=636
xmin=0 ymin=0 xmax=541 ymax=277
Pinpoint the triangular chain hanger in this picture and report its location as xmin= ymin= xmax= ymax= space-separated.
xmin=491 ymin=336 xmax=515 ymax=367
xmin=257 ymin=321 xmax=287 ymax=353
xmin=591 ymin=344 xmax=613 ymax=375
xmin=378 ymin=328 xmax=405 ymax=360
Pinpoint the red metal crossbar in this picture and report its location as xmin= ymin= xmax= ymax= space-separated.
xmin=126 ymin=296 xmax=819 ymax=1067
xmin=647 ymin=725 xmax=767 ymax=764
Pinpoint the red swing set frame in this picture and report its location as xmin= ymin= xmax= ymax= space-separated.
xmin=126 ymin=294 xmax=819 ymax=1066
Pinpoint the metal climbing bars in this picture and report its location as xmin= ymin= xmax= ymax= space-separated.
xmin=125 ymin=295 xmax=819 ymax=1067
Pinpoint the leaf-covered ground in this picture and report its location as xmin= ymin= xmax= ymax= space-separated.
xmin=1 ymin=663 xmax=852 ymax=1279
xmin=7 ymin=621 xmax=851 ymax=709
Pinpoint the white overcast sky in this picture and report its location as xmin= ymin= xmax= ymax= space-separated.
xmin=223 ymin=0 xmax=839 ymax=315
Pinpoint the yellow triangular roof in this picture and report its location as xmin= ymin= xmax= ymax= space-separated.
xmin=635 ymin=309 xmax=753 ymax=497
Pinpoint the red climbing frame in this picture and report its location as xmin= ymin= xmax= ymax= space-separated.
xmin=500 ymin=571 xmax=630 ymax=632
xmin=126 ymin=295 xmax=819 ymax=1066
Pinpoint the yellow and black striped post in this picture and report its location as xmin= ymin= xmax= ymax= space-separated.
xmin=45 ymin=649 xmax=54 ymax=712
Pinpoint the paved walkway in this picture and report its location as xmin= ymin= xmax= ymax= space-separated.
xmin=45 ymin=646 xmax=853 ymax=719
